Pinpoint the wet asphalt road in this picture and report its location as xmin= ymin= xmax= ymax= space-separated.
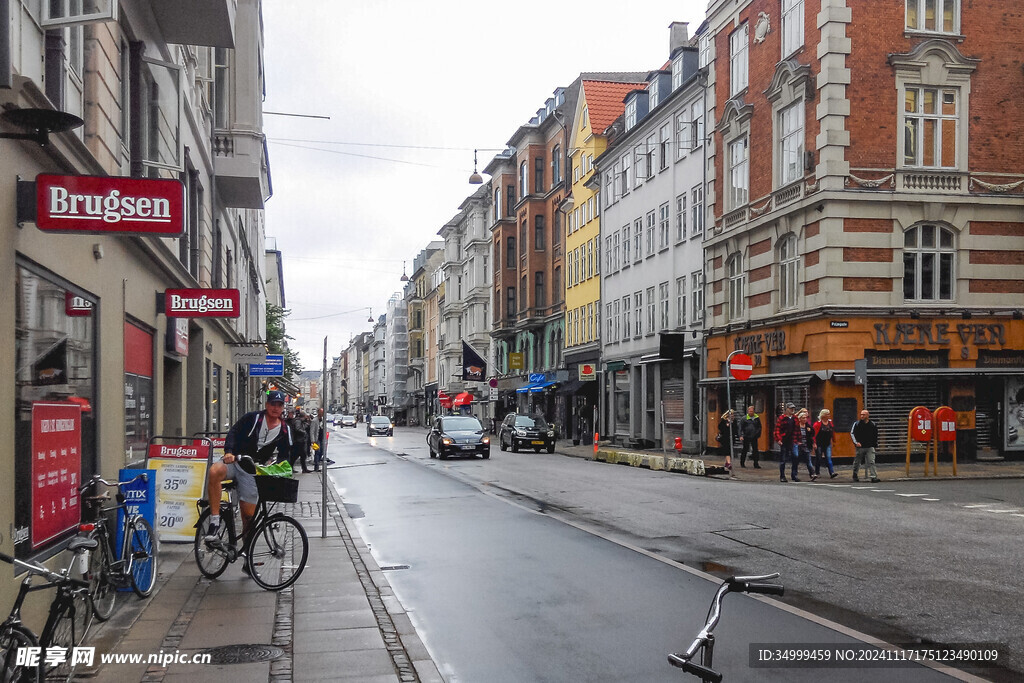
xmin=324 ymin=428 xmax=967 ymax=683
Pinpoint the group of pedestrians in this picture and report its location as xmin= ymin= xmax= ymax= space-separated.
xmin=287 ymin=406 xmax=333 ymax=473
xmin=717 ymin=403 xmax=880 ymax=483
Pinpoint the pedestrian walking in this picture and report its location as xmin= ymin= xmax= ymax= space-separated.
xmin=739 ymin=405 xmax=762 ymax=468
xmin=775 ymin=403 xmax=802 ymax=482
xmin=796 ymin=410 xmax=818 ymax=481
xmin=289 ymin=409 xmax=309 ymax=471
xmin=813 ymin=409 xmax=838 ymax=478
xmin=717 ymin=410 xmax=737 ymax=470
xmin=850 ymin=409 xmax=880 ymax=483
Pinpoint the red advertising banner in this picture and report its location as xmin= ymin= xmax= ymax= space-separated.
xmin=147 ymin=442 xmax=211 ymax=461
xmin=31 ymin=403 xmax=82 ymax=549
xmin=64 ymin=292 xmax=94 ymax=317
xmin=35 ymin=174 xmax=185 ymax=235
xmin=165 ymin=288 xmax=241 ymax=318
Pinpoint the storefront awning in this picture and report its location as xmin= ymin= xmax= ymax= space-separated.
xmin=698 ymin=370 xmax=829 ymax=386
xmin=453 ymin=391 xmax=474 ymax=406
xmin=516 ymin=382 xmax=539 ymax=394
xmin=555 ymin=379 xmax=585 ymax=394
xmin=529 ymin=380 xmax=556 ymax=393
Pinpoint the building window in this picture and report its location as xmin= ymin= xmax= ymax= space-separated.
xmin=507 ymin=236 xmax=516 ymax=265
xmin=622 ymin=297 xmax=631 ymax=339
xmin=646 ymin=210 xmax=656 ymax=256
xmin=621 ymin=225 xmax=631 ymax=265
xmin=659 ymin=282 xmax=670 ymax=330
xmin=646 ymin=287 xmax=656 ymax=334
xmin=534 ymin=215 xmax=545 ymax=250
xmin=675 ymin=194 xmax=687 ymax=242
xmin=727 ymin=137 xmax=749 ymax=208
xmin=699 ymin=33 xmax=712 ymax=68
xmin=634 ymin=291 xmax=643 ymax=337
xmin=659 ymin=203 xmax=670 ymax=249
xmin=535 ymin=156 xmax=545 ymax=193
xmin=553 ymin=210 xmax=561 ymax=246
xmin=659 ymin=124 xmax=671 ymax=170
xmin=606 ymin=303 xmax=614 ymax=341
xmin=906 ymin=0 xmax=958 ymax=33
xmin=635 ymin=143 xmax=647 ymax=186
xmin=649 ymin=78 xmax=660 ymax=109
xmin=620 ymin=153 xmax=631 ymax=196
xmin=691 ymin=271 xmax=704 ymax=323
xmin=605 ymin=235 xmax=613 ymax=274
xmin=672 ymin=53 xmax=685 ymax=90
xmin=903 ymin=87 xmax=958 ymax=168
xmin=782 ymin=0 xmax=804 ymax=58
xmin=507 ymin=287 xmax=516 ymax=317
xmin=493 ymin=188 xmax=501 ymax=222
xmin=625 ymin=100 xmax=637 ymax=130
xmin=779 ymin=234 xmax=799 ymax=310
xmin=675 ymin=108 xmax=690 ymax=159
xmin=691 ymin=185 xmax=704 ymax=239
xmin=612 ymin=231 xmax=620 ymax=271
xmin=692 ymin=98 xmax=705 ymax=149
xmin=613 ymin=299 xmax=621 ymax=342
xmin=552 ymin=145 xmax=561 ymax=185
xmin=519 ymin=162 xmax=528 ymax=199
xmin=779 ymin=101 xmax=805 ymax=186
xmin=506 ymin=185 xmax=515 ymax=216
xmin=730 ymin=23 xmax=748 ymax=96
xmin=521 ymin=275 xmax=527 ymax=310
xmin=581 ymin=106 xmax=589 ymax=129
xmin=727 ymin=254 xmax=745 ymax=320
xmin=633 ymin=218 xmax=643 ymax=262
xmin=676 ymin=277 xmax=687 ymax=327
xmin=903 ymin=224 xmax=955 ymax=301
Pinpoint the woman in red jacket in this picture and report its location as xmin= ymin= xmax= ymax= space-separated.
xmin=812 ymin=409 xmax=838 ymax=478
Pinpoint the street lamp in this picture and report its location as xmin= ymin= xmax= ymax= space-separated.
xmin=468 ymin=149 xmax=483 ymax=185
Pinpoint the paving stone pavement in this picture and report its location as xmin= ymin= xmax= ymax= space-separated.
xmin=78 ymin=469 xmax=443 ymax=683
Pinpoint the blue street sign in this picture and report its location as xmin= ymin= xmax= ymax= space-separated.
xmin=249 ymin=354 xmax=284 ymax=376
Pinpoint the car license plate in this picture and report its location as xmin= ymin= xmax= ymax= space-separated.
xmin=461 ymin=445 xmax=475 ymax=450
xmin=531 ymin=440 xmax=544 ymax=445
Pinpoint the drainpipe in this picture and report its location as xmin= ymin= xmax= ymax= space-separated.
xmin=1 ymin=0 xmax=10 ymax=89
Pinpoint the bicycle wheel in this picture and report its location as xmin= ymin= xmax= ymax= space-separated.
xmin=246 ymin=514 xmax=308 ymax=591
xmin=87 ymin=544 xmax=116 ymax=622
xmin=0 ymin=623 xmax=40 ymax=683
xmin=127 ymin=517 xmax=158 ymax=597
xmin=193 ymin=508 xmax=230 ymax=579
xmin=39 ymin=596 xmax=83 ymax=682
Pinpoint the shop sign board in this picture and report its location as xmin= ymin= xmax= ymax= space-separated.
xmin=509 ymin=352 xmax=524 ymax=370
xmin=30 ymin=402 xmax=82 ymax=549
xmin=64 ymin=292 xmax=93 ymax=316
xmin=147 ymin=441 xmax=211 ymax=541
xmin=579 ymin=363 xmax=596 ymax=381
xmin=35 ymin=174 xmax=185 ymax=235
xmin=230 ymin=347 xmax=267 ymax=364
xmin=115 ymin=468 xmax=156 ymax=572
xmin=249 ymin=354 xmax=284 ymax=377
xmin=164 ymin=288 xmax=240 ymax=318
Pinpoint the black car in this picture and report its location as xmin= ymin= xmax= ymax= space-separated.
xmin=499 ymin=413 xmax=555 ymax=453
xmin=367 ymin=415 xmax=393 ymax=437
xmin=427 ymin=416 xmax=490 ymax=460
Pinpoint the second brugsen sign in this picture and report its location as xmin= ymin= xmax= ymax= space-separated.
xmin=35 ymin=174 xmax=185 ymax=235
xmin=165 ymin=289 xmax=240 ymax=318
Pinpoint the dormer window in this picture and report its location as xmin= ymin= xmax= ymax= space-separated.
xmin=649 ymin=79 xmax=660 ymax=109
xmin=625 ymin=100 xmax=637 ymax=130
xmin=672 ymin=54 xmax=685 ymax=90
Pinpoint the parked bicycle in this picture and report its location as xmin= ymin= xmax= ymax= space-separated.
xmin=668 ymin=573 xmax=784 ymax=682
xmin=0 ymin=549 xmax=94 ymax=683
xmin=75 ymin=473 xmax=158 ymax=621
xmin=193 ymin=456 xmax=308 ymax=591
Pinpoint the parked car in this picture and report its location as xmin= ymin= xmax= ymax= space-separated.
xmin=499 ymin=413 xmax=555 ymax=453
xmin=367 ymin=415 xmax=393 ymax=437
xmin=427 ymin=415 xmax=490 ymax=460
xmin=339 ymin=414 xmax=357 ymax=428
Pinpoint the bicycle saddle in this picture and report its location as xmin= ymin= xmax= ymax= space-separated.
xmin=68 ymin=536 xmax=99 ymax=551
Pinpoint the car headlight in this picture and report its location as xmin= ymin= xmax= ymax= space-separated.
xmin=441 ymin=437 xmax=453 ymax=446
xmin=482 ymin=437 xmax=490 ymax=445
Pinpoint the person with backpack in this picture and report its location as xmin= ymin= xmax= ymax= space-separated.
xmin=813 ymin=409 xmax=838 ymax=478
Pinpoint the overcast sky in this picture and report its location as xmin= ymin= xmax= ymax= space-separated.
xmin=261 ymin=0 xmax=708 ymax=372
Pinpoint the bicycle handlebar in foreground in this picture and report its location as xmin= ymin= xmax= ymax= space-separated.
xmin=0 ymin=551 xmax=89 ymax=588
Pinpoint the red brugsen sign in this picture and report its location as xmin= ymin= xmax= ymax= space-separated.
xmin=35 ymin=174 xmax=185 ymax=235
xmin=164 ymin=289 xmax=240 ymax=318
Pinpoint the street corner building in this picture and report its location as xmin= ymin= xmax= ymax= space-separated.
xmin=0 ymin=0 xmax=272 ymax=613
xmin=698 ymin=0 xmax=1024 ymax=461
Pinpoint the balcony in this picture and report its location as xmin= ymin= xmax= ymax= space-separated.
xmin=898 ymin=170 xmax=966 ymax=193
xmin=214 ymin=131 xmax=270 ymax=209
xmin=151 ymin=0 xmax=236 ymax=48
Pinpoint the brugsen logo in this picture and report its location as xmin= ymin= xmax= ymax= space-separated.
xmin=158 ymin=446 xmax=199 ymax=459
xmin=48 ymin=187 xmax=172 ymax=224
xmin=169 ymin=294 xmax=233 ymax=314
xmin=164 ymin=289 xmax=240 ymax=318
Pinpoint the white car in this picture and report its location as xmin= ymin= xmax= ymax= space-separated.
xmin=339 ymin=415 xmax=357 ymax=428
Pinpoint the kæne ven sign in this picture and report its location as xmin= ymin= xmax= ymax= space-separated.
xmin=35 ymin=174 xmax=185 ymax=235
xmin=164 ymin=289 xmax=240 ymax=318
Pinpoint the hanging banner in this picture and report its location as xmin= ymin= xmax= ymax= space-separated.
xmin=462 ymin=341 xmax=487 ymax=381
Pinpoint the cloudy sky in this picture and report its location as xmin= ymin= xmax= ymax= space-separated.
xmin=261 ymin=0 xmax=708 ymax=371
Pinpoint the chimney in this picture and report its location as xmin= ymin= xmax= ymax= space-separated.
xmin=669 ymin=22 xmax=690 ymax=54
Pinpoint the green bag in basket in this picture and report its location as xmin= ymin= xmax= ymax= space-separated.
xmin=255 ymin=460 xmax=293 ymax=478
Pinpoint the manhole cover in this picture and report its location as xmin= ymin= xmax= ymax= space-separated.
xmin=198 ymin=644 xmax=285 ymax=664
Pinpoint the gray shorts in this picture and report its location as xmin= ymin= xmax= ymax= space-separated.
xmin=223 ymin=461 xmax=258 ymax=504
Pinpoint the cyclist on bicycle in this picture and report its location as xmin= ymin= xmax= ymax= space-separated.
xmin=204 ymin=390 xmax=296 ymax=543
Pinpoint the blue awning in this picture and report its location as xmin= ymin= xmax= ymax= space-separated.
xmin=516 ymin=382 xmax=539 ymax=394
xmin=529 ymin=380 xmax=556 ymax=393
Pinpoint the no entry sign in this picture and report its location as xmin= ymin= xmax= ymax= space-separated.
xmin=729 ymin=353 xmax=753 ymax=381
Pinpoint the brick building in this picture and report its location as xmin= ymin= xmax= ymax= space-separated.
xmin=701 ymin=0 xmax=1024 ymax=459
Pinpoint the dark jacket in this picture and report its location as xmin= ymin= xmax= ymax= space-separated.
xmin=718 ymin=416 xmax=737 ymax=443
xmin=225 ymin=410 xmax=295 ymax=464
xmin=740 ymin=414 xmax=762 ymax=440
xmin=800 ymin=423 xmax=815 ymax=452
xmin=813 ymin=420 xmax=835 ymax=447
xmin=775 ymin=414 xmax=800 ymax=446
xmin=851 ymin=419 xmax=879 ymax=448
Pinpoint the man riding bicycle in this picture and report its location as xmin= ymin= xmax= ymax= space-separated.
xmin=204 ymin=390 xmax=296 ymax=543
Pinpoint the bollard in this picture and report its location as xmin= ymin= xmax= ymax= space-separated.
xmin=594 ymin=432 xmax=599 ymax=455
xmin=674 ymin=436 xmax=682 ymax=452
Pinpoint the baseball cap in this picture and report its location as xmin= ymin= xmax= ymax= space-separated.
xmin=785 ymin=402 xmax=796 ymax=410
xmin=267 ymin=389 xmax=286 ymax=404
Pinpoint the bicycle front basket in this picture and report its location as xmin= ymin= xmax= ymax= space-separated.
xmin=255 ymin=475 xmax=299 ymax=503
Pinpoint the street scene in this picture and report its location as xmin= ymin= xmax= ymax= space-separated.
xmin=2 ymin=0 xmax=1024 ymax=681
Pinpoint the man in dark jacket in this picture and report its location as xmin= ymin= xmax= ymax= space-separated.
xmin=289 ymin=409 xmax=310 ymax=473
xmin=204 ymin=390 xmax=295 ymax=542
xmin=775 ymin=402 xmax=801 ymax=482
xmin=850 ymin=408 xmax=880 ymax=482
xmin=739 ymin=405 xmax=762 ymax=468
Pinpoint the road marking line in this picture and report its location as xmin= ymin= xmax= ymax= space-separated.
xmin=985 ymin=509 xmax=1020 ymax=514
xmin=870 ymin=489 xmax=896 ymax=493
xmin=962 ymin=504 xmax=994 ymax=508
xmin=923 ymin=498 xmax=940 ymax=501
xmin=850 ymin=486 xmax=875 ymax=490
xmin=895 ymin=493 xmax=929 ymax=497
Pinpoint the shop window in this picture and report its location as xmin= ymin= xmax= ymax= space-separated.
xmin=15 ymin=261 xmax=97 ymax=559
xmin=124 ymin=320 xmax=154 ymax=464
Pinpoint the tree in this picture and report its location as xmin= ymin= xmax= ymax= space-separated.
xmin=266 ymin=303 xmax=303 ymax=380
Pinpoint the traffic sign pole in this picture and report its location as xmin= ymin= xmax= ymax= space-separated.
xmin=722 ymin=351 xmax=754 ymax=471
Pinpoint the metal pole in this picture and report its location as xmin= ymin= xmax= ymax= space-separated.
xmin=321 ymin=336 xmax=328 ymax=539
xmin=725 ymin=350 xmax=742 ymax=470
